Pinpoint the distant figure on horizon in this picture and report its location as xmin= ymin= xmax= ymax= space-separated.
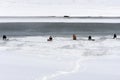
xmin=113 ymin=34 xmax=117 ymax=39
xmin=47 ymin=36 xmax=53 ymax=41
xmin=64 ymin=15 xmax=70 ymax=18
xmin=73 ymin=34 xmax=77 ymax=40
xmin=2 ymin=35 xmax=7 ymax=40
xmin=88 ymin=36 xmax=95 ymax=41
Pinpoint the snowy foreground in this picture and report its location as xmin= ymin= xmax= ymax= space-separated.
xmin=0 ymin=36 xmax=120 ymax=80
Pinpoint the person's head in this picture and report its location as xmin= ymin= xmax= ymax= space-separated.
xmin=89 ymin=36 xmax=91 ymax=37
xmin=49 ymin=36 xmax=52 ymax=38
xmin=3 ymin=35 xmax=7 ymax=37
xmin=73 ymin=34 xmax=76 ymax=37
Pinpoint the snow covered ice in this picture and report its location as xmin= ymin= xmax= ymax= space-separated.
xmin=0 ymin=35 xmax=120 ymax=80
xmin=0 ymin=0 xmax=120 ymax=79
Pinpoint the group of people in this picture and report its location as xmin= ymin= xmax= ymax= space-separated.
xmin=1 ymin=34 xmax=117 ymax=41
xmin=47 ymin=34 xmax=117 ymax=41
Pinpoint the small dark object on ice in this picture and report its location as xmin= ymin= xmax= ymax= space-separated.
xmin=113 ymin=34 xmax=117 ymax=39
xmin=88 ymin=36 xmax=95 ymax=41
xmin=73 ymin=34 xmax=77 ymax=40
xmin=47 ymin=36 xmax=53 ymax=41
xmin=3 ymin=35 xmax=7 ymax=40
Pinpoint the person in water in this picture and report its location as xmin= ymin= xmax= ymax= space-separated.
xmin=88 ymin=36 xmax=95 ymax=41
xmin=73 ymin=34 xmax=77 ymax=40
xmin=47 ymin=36 xmax=53 ymax=41
xmin=113 ymin=34 xmax=117 ymax=39
xmin=3 ymin=35 xmax=7 ymax=40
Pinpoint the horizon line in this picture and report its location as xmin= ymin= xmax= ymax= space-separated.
xmin=1 ymin=16 xmax=120 ymax=19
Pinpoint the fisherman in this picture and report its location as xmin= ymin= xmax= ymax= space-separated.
xmin=47 ymin=36 xmax=53 ymax=41
xmin=73 ymin=34 xmax=77 ymax=40
xmin=2 ymin=35 xmax=7 ymax=40
xmin=113 ymin=34 xmax=117 ymax=39
xmin=88 ymin=36 xmax=95 ymax=41
xmin=88 ymin=36 xmax=92 ymax=40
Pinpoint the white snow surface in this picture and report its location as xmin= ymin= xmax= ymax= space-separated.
xmin=0 ymin=36 xmax=120 ymax=80
xmin=0 ymin=0 xmax=120 ymax=16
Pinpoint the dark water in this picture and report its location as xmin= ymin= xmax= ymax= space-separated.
xmin=0 ymin=22 xmax=120 ymax=36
